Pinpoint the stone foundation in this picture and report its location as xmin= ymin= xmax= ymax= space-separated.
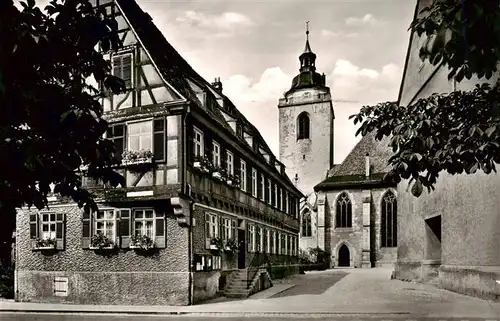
xmin=16 ymin=271 xmax=190 ymax=305
xmin=439 ymin=265 xmax=500 ymax=301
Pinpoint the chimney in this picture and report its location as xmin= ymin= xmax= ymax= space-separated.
xmin=365 ymin=153 xmax=370 ymax=178
xmin=211 ymin=77 xmax=223 ymax=92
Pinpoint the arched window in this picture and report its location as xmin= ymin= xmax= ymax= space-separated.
xmin=335 ymin=192 xmax=352 ymax=228
xmin=302 ymin=210 xmax=312 ymax=237
xmin=381 ymin=191 xmax=397 ymax=247
xmin=297 ymin=112 xmax=310 ymax=140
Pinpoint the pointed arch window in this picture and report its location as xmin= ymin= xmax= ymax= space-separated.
xmin=381 ymin=191 xmax=397 ymax=247
xmin=297 ymin=112 xmax=310 ymax=140
xmin=335 ymin=192 xmax=352 ymax=228
xmin=302 ymin=210 xmax=312 ymax=237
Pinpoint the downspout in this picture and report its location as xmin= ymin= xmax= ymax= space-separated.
xmin=182 ymin=103 xmax=194 ymax=305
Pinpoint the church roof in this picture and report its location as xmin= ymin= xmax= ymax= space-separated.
xmin=314 ymin=131 xmax=395 ymax=191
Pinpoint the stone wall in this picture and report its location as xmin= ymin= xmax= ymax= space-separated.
xmin=16 ymin=203 xmax=190 ymax=305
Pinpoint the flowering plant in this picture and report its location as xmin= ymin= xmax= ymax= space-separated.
xmin=130 ymin=234 xmax=155 ymax=250
xmin=90 ymin=231 xmax=115 ymax=249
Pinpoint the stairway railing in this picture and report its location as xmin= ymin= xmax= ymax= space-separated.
xmin=246 ymin=251 xmax=271 ymax=289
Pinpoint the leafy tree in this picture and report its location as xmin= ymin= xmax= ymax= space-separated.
xmin=350 ymin=0 xmax=500 ymax=197
xmin=0 ymin=0 xmax=126 ymax=264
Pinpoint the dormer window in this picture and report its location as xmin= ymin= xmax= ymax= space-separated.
xmin=112 ymin=53 xmax=133 ymax=88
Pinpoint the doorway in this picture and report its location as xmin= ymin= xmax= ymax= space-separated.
xmin=238 ymin=229 xmax=246 ymax=269
xmin=338 ymin=244 xmax=350 ymax=267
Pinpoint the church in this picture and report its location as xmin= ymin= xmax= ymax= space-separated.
xmin=278 ymin=27 xmax=398 ymax=268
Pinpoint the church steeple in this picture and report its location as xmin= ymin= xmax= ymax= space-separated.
xmin=284 ymin=21 xmax=327 ymax=96
xmin=299 ymin=21 xmax=317 ymax=73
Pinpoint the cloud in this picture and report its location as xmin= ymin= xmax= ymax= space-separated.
xmin=320 ymin=29 xmax=359 ymax=38
xmin=345 ymin=14 xmax=379 ymax=26
xmin=176 ymin=11 xmax=255 ymax=38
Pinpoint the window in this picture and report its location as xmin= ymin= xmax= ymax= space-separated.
xmin=30 ymin=212 xmax=65 ymax=250
xmin=381 ymin=191 xmax=398 ymax=247
xmin=194 ymin=126 xmax=204 ymax=157
xmin=255 ymin=226 xmax=261 ymax=252
xmin=83 ymin=208 xmax=166 ymax=249
xmin=240 ymin=160 xmax=247 ymax=192
xmin=113 ymin=53 xmax=133 ymax=88
xmin=267 ymin=180 xmax=272 ymax=205
xmin=134 ymin=209 xmax=155 ymax=237
xmin=94 ymin=209 xmax=116 ymax=241
xmin=226 ymin=151 xmax=234 ymax=175
xmin=221 ymin=218 xmax=236 ymax=241
xmin=271 ymin=230 xmax=276 ymax=254
xmin=212 ymin=141 xmax=221 ymax=167
xmin=266 ymin=229 xmax=270 ymax=253
xmin=194 ymin=254 xmax=221 ymax=272
xmin=128 ymin=120 xmax=152 ymax=152
xmin=285 ymin=192 xmax=289 ymax=214
xmin=274 ymin=183 xmax=278 ymax=207
xmin=278 ymin=186 xmax=282 ymax=210
xmin=260 ymin=174 xmax=265 ymax=201
xmin=251 ymin=168 xmax=258 ymax=197
xmin=302 ymin=210 xmax=312 ymax=237
xmin=247 ymin=224 xmax=255 ymax=252
xmin=205 ymin=213 xmax=218 ymax=238
xmin=297 ymin=112 xmax=310 ymax=140
xmin=336 ymin=192 xmax=352 ymax=228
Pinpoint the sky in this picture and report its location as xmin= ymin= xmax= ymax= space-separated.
xmin=30 ymin=0 xmax=416 ymax=165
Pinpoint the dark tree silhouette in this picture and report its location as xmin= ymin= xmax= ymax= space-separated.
xmin=0 ymin=0 xmax=126 ymax=264
xmin=351 ymin=0 xmax=500 ymax=197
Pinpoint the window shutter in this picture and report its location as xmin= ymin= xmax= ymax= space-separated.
xmin=153 ymin=118 xmax=165 ymax=161
xmin=30 ymin=213 xmax=38 ymax=249
xmin=218 ymin=216 xmax=223 ymax=240
xmin=113 ymin=56 xmax=121 ymax=78
xmin=114 ymin=210 xmax=120 ymax=247
xmin=82 ymin=210 xmax=91 ymax=249
xmin=113 ymin=125 xmax=125 ymax=162
xmin=205 ymin=213 xmax=211 ymax=249
xmin=246 ymin=164 xmax=252 ymax=193
xmin=231 ymin=220 xmax=236 ymax=240
xmin=119 ymin=209 xmax=131 ymax=249
xmin=55 ymin=213 xmax=65 ymax=250
xmin=247 ymin=224 xmax=251 ymax=252
xmin=122 ymin=55 xmax=132 ymax=88
xmin=155 ymin=211 xmax=165 ymax=248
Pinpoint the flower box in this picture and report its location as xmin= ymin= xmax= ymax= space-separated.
xmin=89 ymin=245 xmax=114 ymax=250
xmin=35 ymin=245 xmax=56 ymax=250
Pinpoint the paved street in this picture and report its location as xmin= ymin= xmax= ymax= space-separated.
xmin=2 ymin=268 xmax=500 ymax=319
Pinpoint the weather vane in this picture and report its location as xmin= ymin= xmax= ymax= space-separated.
xmin=306 ymin=21 xmax=310 ymax=34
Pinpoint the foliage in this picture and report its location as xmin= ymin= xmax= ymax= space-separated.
xmin=308 ymin=247 xmax=330 ymax=264
xmin=90 ymin=231 xmax=114 ymax=249
xmin=34 ymin=237 xmax=57 ymax=248
xmin=210 ymin=236 xmax=225 ymax=252
xmin=350 ymin=0 xmax=500 ymax=196
xmin=225 ymin=238 xmax=239 ymax=254
xmin=0 ymin=264 xmax=14 ymax=299
xmin=130 ymin=234 xmax=155 ymax=250
xmin=122 ymin=149 xmax=154 ymax=163
xmin=299 ymin=249 xmax=314 ymax=264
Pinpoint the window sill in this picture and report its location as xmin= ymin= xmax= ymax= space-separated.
xmin=89 ymin=246 xmax=115 ymax=250
xmin=32 ymin=246 xmax=56 ymax=251
xmin=334 ymin=227 xmax=354 ymax=232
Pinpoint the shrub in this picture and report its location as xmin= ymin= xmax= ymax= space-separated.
xmin=0 ymin=265 xmax=14 ymax=299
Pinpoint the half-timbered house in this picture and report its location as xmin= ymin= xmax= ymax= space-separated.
xmin=15 ymin=0 xmax=302 ymax=306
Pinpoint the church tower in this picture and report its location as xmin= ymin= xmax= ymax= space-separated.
xmin=278 ymin=23 xmax=335 ymax=197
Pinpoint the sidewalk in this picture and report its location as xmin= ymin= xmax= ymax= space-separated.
xmin=1 ymin=268 xmax=500 ymax=318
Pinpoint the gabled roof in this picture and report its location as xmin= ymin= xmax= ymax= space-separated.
xmin=314 ymin=131 xmax=395 ymax=191
xmin=115 ymin=0 xmax=298 ymax=190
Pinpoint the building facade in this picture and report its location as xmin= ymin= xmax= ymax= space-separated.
xmin=394 ymin=0 xmax=500 ymax=301
xmin=15 ymin=0 xmax=301 ymax=306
